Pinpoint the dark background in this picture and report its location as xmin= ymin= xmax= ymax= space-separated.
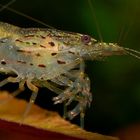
xmin=0 ymin=0 xmax=140 ymax=135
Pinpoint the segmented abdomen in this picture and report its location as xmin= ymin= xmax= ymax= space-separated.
xmin=0 ymin=26 xmax=78 ymax=81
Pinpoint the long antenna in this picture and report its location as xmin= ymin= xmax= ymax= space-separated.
xmin=0 ymin=0 xmax=16 ymax=12
xmin=125 ymin=48 xmax=140 ymax=59
xmin=87 ymin=0 xmax=103 ymax=42
xmin=120 ymin=21 xmax=133 ymax=45
xmin=118 ymin=1 xmax=138 ymax=45
xmin=0 ymin=1 xmax=55 ymax=29
xmin=121 ymin=9 xmax=137 ymax=44
xmin=117 ymin=2 xmax=128 ymax=44
xmin=118 ymin=23 xmax=126 ymax=44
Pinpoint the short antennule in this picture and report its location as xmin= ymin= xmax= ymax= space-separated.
xmin=124 ymin=48 xmax=140 ymax=59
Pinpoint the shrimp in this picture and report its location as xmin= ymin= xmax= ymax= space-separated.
xmin=0 ymin=21 xmax=140 ymax=126
xmin=0 ymin=0 xmax=139 ymax=129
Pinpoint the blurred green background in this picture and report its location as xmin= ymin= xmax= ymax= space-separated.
xmin=0 ymin=0 xmax=140 ymax=135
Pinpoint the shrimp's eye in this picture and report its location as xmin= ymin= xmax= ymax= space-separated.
xmin=81 ymin=35 xmax=91 ymax=44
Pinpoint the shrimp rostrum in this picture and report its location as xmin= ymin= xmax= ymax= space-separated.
xmin=0 ymin=22 xmax=139 ymax=127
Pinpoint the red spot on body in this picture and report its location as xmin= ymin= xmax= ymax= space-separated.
xmin=17 ymin=50 xmax=31 ymax=53
xmin=57 ymin=60 xmax=66 ymax=64
xmin=35 ymin=53 xmax=41 ymax=56
xmin=38 ymin=64 xmax=46 ymax=68
xmin=51 ymin=53 xmax=57 ymax=56
xmin=17 ymin=50 xmax=25 ymax=52
xmin=24 ymin=35 xmax=35 ymax=38
xmin=68 ymin=51 xmax=75 ymax=54
xmin=1 ymin=60 xmax=6 ymax=65
xmin=40 ymin=35 xmax=46 ymax=39
xmin=48 ymin=42 xmax=55 ymax=47
xmin=40 ymin=45 xmax=46 ymax=48
xmin=33 ymin=42 xmax=37 ymax=45
xmin=15 ymin=39 xmax=23 ymax=42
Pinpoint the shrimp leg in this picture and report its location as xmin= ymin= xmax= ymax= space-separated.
xmin=0 ymin=76 xmax=25 ymax=104
xmin=20 ymin=78 xmax=39 ymax=123
xmin=0 ymin=76 xmax=20 ymax=87
xmin=52 ymin=61 xmax=92 ymax=128
xmin=52 ymin=72 xmax=92 ymax=128
xmin=53 ymin=59 xmax=86 ymax=104
xmin=33 ymin=80 xmax=68 ymax=118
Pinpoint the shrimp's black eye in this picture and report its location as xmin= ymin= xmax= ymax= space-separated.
xmin=81 ymin=35 xmax=91 ymax=44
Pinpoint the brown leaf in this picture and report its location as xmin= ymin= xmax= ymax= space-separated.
xmin=0 ymin=91 xmax=119 ymax=140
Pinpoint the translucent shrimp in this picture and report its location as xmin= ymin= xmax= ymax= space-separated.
xmin=0 ymin=1 xmax=139 ymax=129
